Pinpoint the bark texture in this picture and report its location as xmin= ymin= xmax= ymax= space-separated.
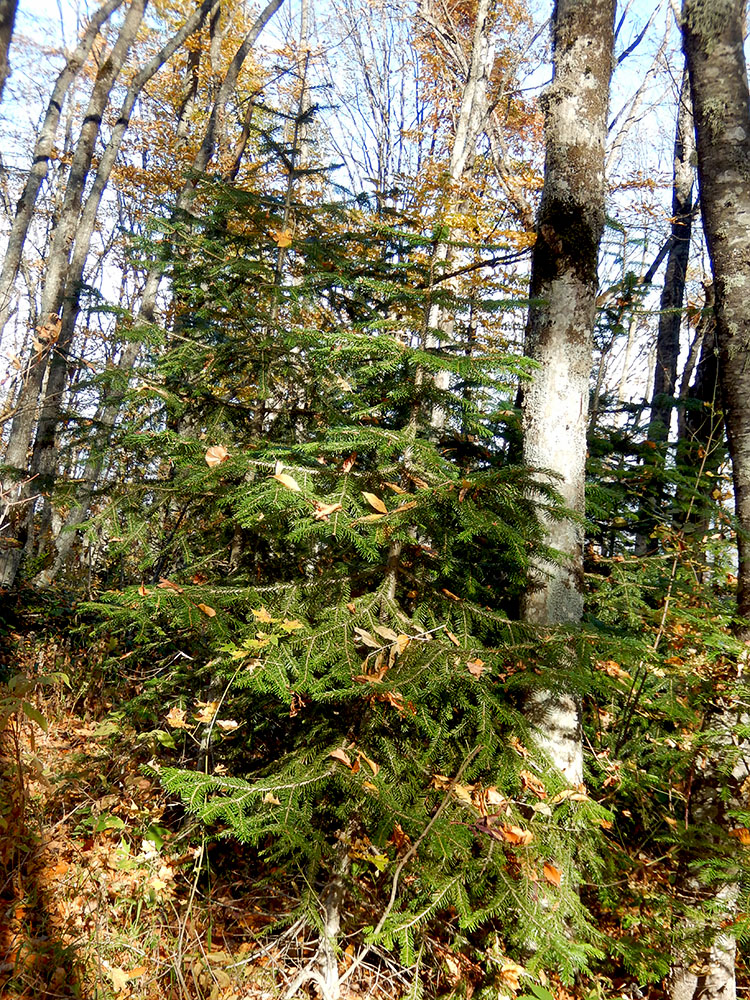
xmin=673 ymin=4 xmax=750 ymax=997
xmin=683 ymin=0 xmax=750 ymax=626
xmin=522 ymin=0 xmax=615 ymax=783
xmin=0 ymin=0 xmax=125 ymax=346
xmin=0 ymin=0 xmax=18 ymax=107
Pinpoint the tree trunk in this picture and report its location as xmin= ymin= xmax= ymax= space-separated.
xmin=521 ymin=0 xmax=615 ymax=783
xmin=0 ymin=0 xmax=18 ymax=107
xmin=0 ymin=0 xmax=124 ymax=348
xmin=635 ymin=67 xmax=695 ymax=555
xmin=683 ymin=0 xmax=750 ymax=626
xmin=0 ymin=0 xmax=147 ymax=587
xmin=18 ymin=0 xmax=285 ymax=585
xmin=29 ymin=0 xmax=222 ymax=497
xmin=673 ymin=3 xmax=750 ymax=996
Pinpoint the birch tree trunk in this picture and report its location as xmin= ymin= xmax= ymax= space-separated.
xmin=668 ymin=4 xmax=750 ymax=996
xmin=0 ymin=0 xmax=147 ymax=586
xmin=521 ymin=0 xmax=615 ymax=783
xmin=29 ymin=0 xmax=222 ymax=495
xmin=683 ymin=0 xmax=750 ymax=626
xmin=24 ymin=0 xmax=285 ymax=586
xmin=0 ymin=0 xmax=124 ymax=347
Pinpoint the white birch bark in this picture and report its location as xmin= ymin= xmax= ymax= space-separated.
xmin=0 ymin=0 xmax=125 ymax=347
xmin=522 ymin=0 xmax=615 ymax=784
xmin=669 ymin=3 xmax=750 ymax=996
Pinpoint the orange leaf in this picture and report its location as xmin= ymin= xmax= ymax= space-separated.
xmin=500 ymin=824 xmax=534 ymax=846
xmin=543 ymin=863 xmax=562 ymax=886
xmin=467 ymin=658 xmax=486 ymax=677
xmin=157 ymin=577 xmax=183 ymax=593
xmin=313 ymin=501 xmax=343 ymax=521
xmin=197 ymin=603 xmax=216 ymax=617
xmin=341 ymin=452 xmax=357 ymax=472
xmin=138 ymin=582 xmax=149 ymax=597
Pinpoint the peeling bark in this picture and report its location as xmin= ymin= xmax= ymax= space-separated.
xmin=521 ymin=0 xmax=615 ymax=783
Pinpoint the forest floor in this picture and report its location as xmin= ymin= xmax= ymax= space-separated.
xmin=0 ymin=649 xmax=406 ymax=1000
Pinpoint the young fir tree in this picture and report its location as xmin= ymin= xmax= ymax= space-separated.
xmin=84 ymin=177 xmax=620 ymax=995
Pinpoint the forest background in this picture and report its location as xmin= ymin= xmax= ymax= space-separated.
xmin=1 ymin=2 xmax=750 ymax=1000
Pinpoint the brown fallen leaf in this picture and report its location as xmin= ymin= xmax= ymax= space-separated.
xmin=197 ymin=603 xmax=216 ymax=617
xmin=313 ymin=501 xmax=343 ymax=521
xmin=329 ymin=748 xmax=353 ymax=768
xmin=467 ymin=657 xmax=486 ymax=677
xmin=157 ymin=577 xmax=183 ymax=593
xmin=519 ymin=769 xmax=547 ymax=799
xmin=362 ymin=491 xmax=387 ymax=513
xmin=205 ymin=444 xmax=230 ymax=467
xmin=500 ymin=824 xmax=534 ymax=846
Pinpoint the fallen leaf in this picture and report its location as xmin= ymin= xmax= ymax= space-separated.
xmin=353 ymin=627 xmax=381 ymax=648
xmin=446 ymin=630 xmax=461 ymax=647
xmin=138 ymin=582 xmax=149 ymax=597
xmin=358 ymin=753 xmax=380 ymax=776
xmin=374 ymin=625 xmax=399 ymax=642
xmin=391 ymin=500 xmax=418 ymax=513
xmin=467 ymin=657 xmax=486 ymax=677
xmin=313 ymin=501 xmax=343 ymax=521
xmin=289 ymin=691 xmax=308 ymax=717
xmin=157 ymin=577 xmax=183 ymax=592
xmin=197 ymin=603 xmax=216 ymax=617
xmin=166 ymin=706 xmax=189 ymax=729
xmin=362 ymin=491 xmax=387 ymax=513
xmin=205 ymin=444 xmax=230 ymax=467
xmin=341 ymin=452 xmax=357 ymax=472
xmin=500 ymin=824 xmax=534 ymax=846
xmin=216 ymin=719 xmax=239 ymax=732
xmin=396 ymin=634 xmax=410 ymax=654
xmin=263 ymin=792 xmax=281 ymax=805
xmin=729 ymin=827 xmax=750 ymax=845
xmin=520 ymin=769 xmax=547 ymax=799
xmin=383 ymin=481 xmax=406 ymax=494
xmin=346 ymin=602 xmax=357 ymax=614
xmin=194 ymin=701 xmax=220 ymax=724
xmin=543 ymin=863 xmax=562 ymax=886
xmin=252 ymin=606 xmax=275 ymax=623
xmin=499 ymin=959 xmax=527 ymax=992
xmin=329 ymin=748 xmax=353 ymax=768
xmin=273 ymin=472 xmax=302 ymax=492
xmin=442 ymin=588 xmax=460 ymax=601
